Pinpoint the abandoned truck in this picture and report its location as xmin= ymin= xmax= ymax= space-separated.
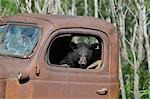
xmin=0 ymin=13 xmax=119 ymax=99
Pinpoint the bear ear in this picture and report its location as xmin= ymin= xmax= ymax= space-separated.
xmin=89 ymin=43 xmax=98 ymax=50
xmin=70 ymin=42 xmax=77 ymax=49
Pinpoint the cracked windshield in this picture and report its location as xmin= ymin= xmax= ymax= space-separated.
xmin=0 ymin=24 xmax=39 ymax=57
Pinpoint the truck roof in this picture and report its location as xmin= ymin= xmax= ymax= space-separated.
xmin=1 ymin=13 xmax=116 ymax=35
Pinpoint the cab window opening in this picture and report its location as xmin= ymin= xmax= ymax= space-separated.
xmin=47 ymin=33 xmax=103 ymax=69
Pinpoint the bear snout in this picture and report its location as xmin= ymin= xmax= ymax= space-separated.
xmin=78 ymin=56 xmax=87 ymax=66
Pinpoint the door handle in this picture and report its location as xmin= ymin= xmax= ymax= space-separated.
xmin=97 ymin=88 xmax=108 ymax=95
xmin=17 ymin=72 xmax=30 ymax=84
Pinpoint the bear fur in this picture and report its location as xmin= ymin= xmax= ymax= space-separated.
xmin=59 ymin=42 xmax=98 ymax=69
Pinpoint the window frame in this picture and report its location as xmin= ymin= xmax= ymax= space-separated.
xmin=45 ymin=28 xmax=110 ymax=73
xmin=0 ymin=22 xmax=41 ymax=58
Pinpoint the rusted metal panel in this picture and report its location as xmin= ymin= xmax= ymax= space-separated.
xmin=0 ymin=79 xmax=6 ymax=99
xmin=5 ymin=79 xmax=33 ymax=99
xmin=0 ymin=65 xmax=6 ymax=99
xmin=0 ymin=13 xmax=119 ymax=99
xmin=33 ymin=81 xmax=109 ymax=99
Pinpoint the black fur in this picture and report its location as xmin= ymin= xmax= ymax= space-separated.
xmin=59 ymin=42 xmax=98 ymax=69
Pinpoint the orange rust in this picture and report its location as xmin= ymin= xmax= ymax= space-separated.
xmin=0 ymin=13 xmax=119 ymax=99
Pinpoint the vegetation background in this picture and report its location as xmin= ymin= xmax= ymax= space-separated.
xmin=0 ymin=0 xmax=149 ymax=99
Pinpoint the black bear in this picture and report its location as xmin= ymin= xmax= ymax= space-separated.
xmin=59 ymin=42 xmax=98 ymax=69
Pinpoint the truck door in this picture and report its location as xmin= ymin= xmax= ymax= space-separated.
xmin=35 ymin=29 xmax=112 ymax=99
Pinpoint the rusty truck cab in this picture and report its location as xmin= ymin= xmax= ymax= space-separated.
xmin=0 ymin=13 xmax=119 ymax=99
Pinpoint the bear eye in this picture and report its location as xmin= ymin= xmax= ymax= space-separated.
xmin=77 ymin=54 xmax=81 ymax=57
xmin=85 ymin=55 xmax=88 ymax=57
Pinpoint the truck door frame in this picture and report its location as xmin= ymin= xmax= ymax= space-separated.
xmin=35 ymin=28 xmax=112 ymax=99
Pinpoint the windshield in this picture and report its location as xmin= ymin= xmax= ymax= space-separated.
xmin=0 ymin=24 xmax=39 ymax=58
